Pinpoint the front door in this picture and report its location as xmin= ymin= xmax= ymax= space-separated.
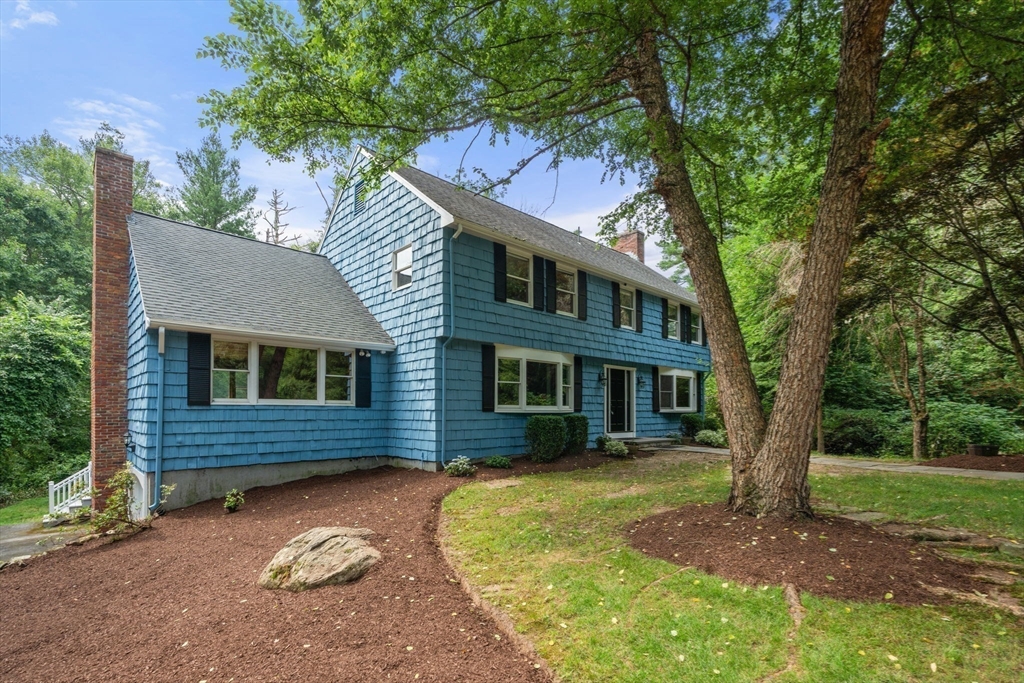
xmin=605 ymin=366 xmax=634 ymax=437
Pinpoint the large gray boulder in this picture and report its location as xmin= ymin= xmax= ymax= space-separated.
xmin=258 ymin=527 xmax=379 ymax=592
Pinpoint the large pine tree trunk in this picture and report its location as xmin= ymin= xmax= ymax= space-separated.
xmin=733 ymin=0 xmax=894 ymax=517
xmin=912 ymin=414 xmax=929 ymax=460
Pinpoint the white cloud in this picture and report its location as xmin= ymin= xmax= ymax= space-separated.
xmin=3 ymin=1 xmax=58 ymax=31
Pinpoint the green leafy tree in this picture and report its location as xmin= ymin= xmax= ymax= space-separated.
xmin=0 ymin=173 xmax=92 ymax=310
xmin=168 ymin=133 xmax=258 ymax=237
xmin=0 ymin=294 xmax=91 ymax=492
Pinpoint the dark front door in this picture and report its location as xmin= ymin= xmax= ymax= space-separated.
xmin=606 ymin=367 xmax=633 ymax=434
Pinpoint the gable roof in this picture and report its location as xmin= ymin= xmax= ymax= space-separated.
xmin=128 ymin=212 xmax=395 ymax=350
xmin=391 ymin=165 xmax=698 ymax=305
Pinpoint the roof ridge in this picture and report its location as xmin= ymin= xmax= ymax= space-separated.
xmin=131 ymin=211 xmax=326 ymax=259
xmin=397 ymin=166 xmax=681 ymax=287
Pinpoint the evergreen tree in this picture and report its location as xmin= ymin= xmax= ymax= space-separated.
xmin=169 ymin=133 xmax=258 ymax=237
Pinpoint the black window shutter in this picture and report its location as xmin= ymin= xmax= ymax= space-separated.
xmin=661 ymin=298 xmax=669 ymax=339
xmin=702 ymin=316 xmax=709 ymax=347
xmin=573 ymin=356 xmax=583 ymax=412
xmin=545 ymin=259 xmax=557 ymax=313
xmin=652 ymin=366 xmax=660 ymax=412
xmin=696 ymin=371 xmax=704 ymax=412
xmin=635 ymin=290 xmax=643 ymax=333
xmin=493 ymin=242 xmax=507 ymax=302
xmin=481 ymin=344 xmax=496 ymax=412
xmin=187 ymin=332 xmax=212 ymax=406
xmin=355 ymin=350 xmax=372 ymax=407
xmin=577 ymin=271 xmax=588 ymax=320
xmin=611 ymin=282 xmax=621 ymax=328
xmin=532 ymin=255 xmax=545 ymax=310
xmin=682 ymin=305 xmax=692 ymax=343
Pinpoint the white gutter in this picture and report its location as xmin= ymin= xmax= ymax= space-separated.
xmin=144 ymin=318 xmax=396 ymax=352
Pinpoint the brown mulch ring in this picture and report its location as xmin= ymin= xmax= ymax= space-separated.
xmin=628 ymin=503 xmax=1011 ymax=607
xmin=927 ymin=453 xmax=1024 ymax=472
xmin=0 ymin=451 xmax=626 ymax=683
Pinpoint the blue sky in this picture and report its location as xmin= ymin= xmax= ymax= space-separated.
xmin=0 ymin=0 xmax=668 ymax=269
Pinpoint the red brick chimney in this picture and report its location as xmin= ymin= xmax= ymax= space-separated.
xmin=91 ymin=148 xmax=134 ymax=507
xmin=612 ymin=230 xmax=645 ymax=263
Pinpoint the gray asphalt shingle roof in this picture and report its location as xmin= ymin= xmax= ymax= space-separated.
xmin=128 ymin=212 xmax=394 ymax=348
xmin=393 ymin=166 xmax=698 ymax=305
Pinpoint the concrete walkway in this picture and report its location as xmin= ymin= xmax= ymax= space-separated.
xmin=658 ymin=446 xmax=1024 ymax=481
xmin=0 ymin=522 xmax=90 ymax=563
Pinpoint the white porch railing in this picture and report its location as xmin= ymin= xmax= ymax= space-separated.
xmin=48 ymin=463 xmax=92 ymax=515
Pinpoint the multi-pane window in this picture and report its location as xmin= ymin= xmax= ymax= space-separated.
xmin=258 ymin=345 xmax=318 ymax=401
xmin=506 ymin=252 xmax=531 ymax=305
xmin=495 ymin=347 xmax=573 ymax=412
xmin=619 ymin=288 xmax=635 ymax=329
xmin=211 ymin=339 xmax=357 ymax=405
xmin=325 ymin=350 xmax=353 ymax=402
xmin=658 ymin=369 xmax=695 ymax=412
xmin=212 ymin=341 xmax=250 ymax=400
xmin=555 ymin=268 xmax=576 ymax=315
xmin=392 ymin=245 xmax=412 ymax=290
xmin=667 ymin=303 xmax=679 ymax=339
xmin=691 ymin=312 xmax=702 ymax=344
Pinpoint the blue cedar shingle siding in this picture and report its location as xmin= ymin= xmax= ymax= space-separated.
xmin=123 ymin=153 xmax=711 ymax=478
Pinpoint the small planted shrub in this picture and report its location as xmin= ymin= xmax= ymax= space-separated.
xmin=224 ymin=488 xmax=245 ymax=513
xmin=525 ymin=415 xmax=567 ymax=463
xmin=484 ymin=455 xmax=512 ymax=469
xmin=444 ymin=455 xmax=477 ymax=477
xmin=595 ymin=435 xmax=611 ymax=452
xmin=679 ymin=413 xmax=705 ymax=437
xmin=695 ymin=429 xmax=728 ymax=448
xmin=562 ymin=413 xmax=589 ymax=455
xmin=603 ymin=439 xmax=630 ymax=458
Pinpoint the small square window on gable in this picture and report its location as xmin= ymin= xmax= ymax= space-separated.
xmin=392 ymin=244 xmax=413 ymax=290
xmin=353 ymin=179 xmax=366 ymax=215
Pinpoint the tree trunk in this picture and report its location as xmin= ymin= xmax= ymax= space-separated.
xmin=816 ymin=402 xmax=825 ymax=454
xmin=624 ymin=32 xmax=768 ymax=500
xmin=912 ymin=413 xmax=929 ymax=461
xmin=735 ymin=0 xmax=894 ymax=518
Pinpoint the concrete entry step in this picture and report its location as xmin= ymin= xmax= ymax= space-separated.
xmin=620 ymin=437 xmax=676 ymax=448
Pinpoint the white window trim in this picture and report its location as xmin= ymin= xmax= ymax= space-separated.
xmin=210 ymin=335 xmax=356 ymax=407
xmin=603 ymin=364 xmax=636 ymax=438
xmin=391 ymin=244 xmax=413 ymax=291
xmin=505 ymin=248 xmax=533 ymax=308
xmin=619 ymin=286 xmax=636 ymax=330
xmin=554 ymin=264 xmax=577 ymax=317
xmin=691 ymin=310 xmax=703 ymax=345
xmin=657 ymin=367 xmax=697 ymax=413
xmin=494 ymin=345 xmax=573 ymax=413
xmin=667 ymin=302 xmax=680 ymax=340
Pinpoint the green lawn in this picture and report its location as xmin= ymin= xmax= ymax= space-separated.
xmin=442 ymin=456 xmax=1024 ymax=683
xmin=810 ymin=471 xmax=1024 ymax=540
xmin=0 ymin=496 xmax=48 ymax=526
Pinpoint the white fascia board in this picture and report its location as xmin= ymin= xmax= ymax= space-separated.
xmin=144 ymin=318 xmax=396 ymax=352
xmin=386 ymin=171 xmax=456 ymax=228
xmin=451 ymin=218 xmax=700 ymax=310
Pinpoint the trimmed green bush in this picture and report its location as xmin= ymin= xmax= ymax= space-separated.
xmin=525 ymin=415 xmax=567 ymax=462
xmin=822 ymin=408 xmax=897 ymax=456
xmin=604 ymin=440 xmax=629 ymax=457
xmin=444 ymin=455 xmax=477 ymax=477
xmin=563 ymin=413 xmax=589 ymax=454
xmin=695 ymin=429 xmax=728 ymax=448
xmin=679 ymin=413 xmax=705 ymax=437
xmin=595 ymin=435 xmax=611 ymax=451
xmin=484 ymin=455 xmax=512 ymax=469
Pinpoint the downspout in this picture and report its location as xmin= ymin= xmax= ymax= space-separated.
xmin=440 ymin=224 xmax=464 ymax=468
xmin=149 ymin=326 xmax=166 ymax=513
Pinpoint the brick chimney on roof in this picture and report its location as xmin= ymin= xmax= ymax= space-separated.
xmin=612 ymin=230 xmax=645 ymax=264
xmin=91 ymin=148 xmax=134 ymax=508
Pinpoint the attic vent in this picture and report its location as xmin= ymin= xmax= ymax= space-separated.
xmin=353 ymin=180 xmax=366 ymax=215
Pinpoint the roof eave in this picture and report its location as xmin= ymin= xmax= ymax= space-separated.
xmin=144 ymin=318 xmax=397 ymax=352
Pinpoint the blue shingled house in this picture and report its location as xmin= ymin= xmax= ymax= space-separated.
xmin=81 ymin=148 xmax=710 ymax=513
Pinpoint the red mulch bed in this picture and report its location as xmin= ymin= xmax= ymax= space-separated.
xmin=0 ymin=451 xmax=621 ymax=683
xmin=927 ymin=453 xmax=1024 ymax=472
xmin=628 ymin=503 xmax=991 ymax=606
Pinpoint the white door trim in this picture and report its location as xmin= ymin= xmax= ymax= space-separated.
xmin=603 ymin=364 xmax=636 ymax=438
